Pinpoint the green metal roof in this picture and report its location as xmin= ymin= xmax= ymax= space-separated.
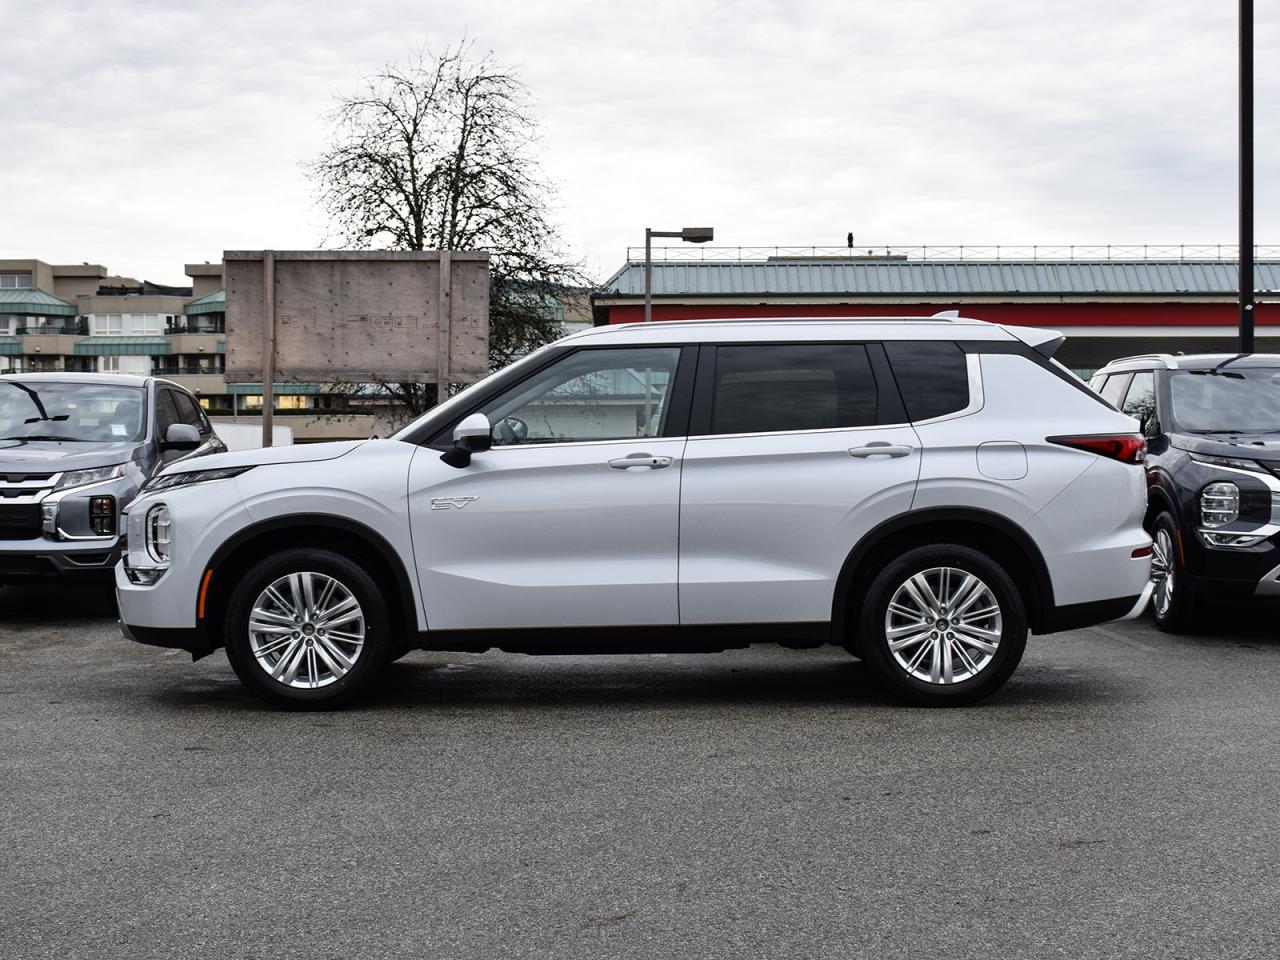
xmin=0 ymin=288 xmax=77 ymax=317
xmin=0 ymin=336 xmax=20 ymax=356
xmin=75 ymin=336 xmax=174 ymax=356
xmin=227 ymin=382 xmax=323 ymax=396
xmin=184 ymin=288 xmax=225 ymax=316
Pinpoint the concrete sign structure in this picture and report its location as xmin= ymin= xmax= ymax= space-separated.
xmin=223 ymin=250 xmax=489 ymax=445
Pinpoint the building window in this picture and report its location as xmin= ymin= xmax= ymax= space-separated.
xmin=96 ymin=355 xmax=150 ymax=376
xmin=129 ymin=314 xmax=161 ymax=335
xmin=0 ymin=272 xmax=33 ymax=289
xmin=91 ymin=314 xmax=124 ymax=336
xmin=0 ymin=314 xmax=16 ymax=336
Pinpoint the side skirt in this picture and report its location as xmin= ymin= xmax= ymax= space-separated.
xmin=416 ymin=622 xmax=833 ymax=655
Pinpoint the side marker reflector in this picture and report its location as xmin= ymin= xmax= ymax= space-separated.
xmin=198 ymin=569 xmax=214 ymax=620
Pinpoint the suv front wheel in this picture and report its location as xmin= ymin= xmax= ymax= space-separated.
xmin=224 ymin=548 xmax=394 ymax=709
xmin=858 ymin=544 xmax=1027 ymax=706
xmin=1149 ymin=512 xmax=1194 ymax=632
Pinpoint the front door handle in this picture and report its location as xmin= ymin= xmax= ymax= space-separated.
xmin=848 ymin=443 xmax=913 ymax=459
xmin=609 ymin=453 xmax=673 ymax=470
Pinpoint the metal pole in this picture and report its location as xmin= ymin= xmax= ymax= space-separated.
xmin=1241 ymin=0 xmax=1255 ymax=353
xmin=261 ymin=251 xmax=276 ymax=448
xmin=644 ymin=228 xmax=653 ymax=323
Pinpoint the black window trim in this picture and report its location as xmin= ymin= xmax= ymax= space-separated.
xmin=687 ymin=340 xmax=908 ymax=439
xmin=420 ymin=343 xmax=699 ymax=451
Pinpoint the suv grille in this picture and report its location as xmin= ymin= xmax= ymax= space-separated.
xmin=0 ymin=504 xmax=41 ymax=540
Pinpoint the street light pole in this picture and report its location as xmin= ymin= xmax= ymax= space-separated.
xmin=642 ymin=226 xmax=715 ymax=323
xmin=645 ymin=228 xmax=653 ymax=325
xmin=1240 ymin=0 xmax=1255 ymax=353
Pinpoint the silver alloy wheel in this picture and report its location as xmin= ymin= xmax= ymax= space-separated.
xmin=1151 ymin=527 xmax=1175 ymax=618
xmin=248 ymin=572 xmax=366 ymax=689
xmin=884 ymin=566 xmax=1003 ymax=684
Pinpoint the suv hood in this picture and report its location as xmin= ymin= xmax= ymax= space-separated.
xmin=1172 ymin=432 xmax=1280 ymax=462
xmin=0 ymin=439 xmax=140 ymax=475
xmin=162 ymin=439 xmax=368 ymax=474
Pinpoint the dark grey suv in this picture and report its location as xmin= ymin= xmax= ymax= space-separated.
xmin=0 ymin=374 xmax=225 ymax=584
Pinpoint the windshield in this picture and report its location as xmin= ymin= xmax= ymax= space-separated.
xmin=1168 ymin=368 xmax=1280 ymax=433
xmin=0 ymin=381 xmax=147 ymax=443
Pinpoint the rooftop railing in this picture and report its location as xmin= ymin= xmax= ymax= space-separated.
xmin=626 ymin=244 xmax=1280 ymax=263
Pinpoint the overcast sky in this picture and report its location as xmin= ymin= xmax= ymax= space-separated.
xmin=5 ymin=0 xmax=1279 ymax=285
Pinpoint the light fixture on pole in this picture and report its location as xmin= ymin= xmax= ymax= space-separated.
xmin=644 ymin=226 xmax=714 ymax=323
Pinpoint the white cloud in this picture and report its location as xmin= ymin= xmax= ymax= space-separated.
xmin=2 ymin=0 xmax=1276 ymax=284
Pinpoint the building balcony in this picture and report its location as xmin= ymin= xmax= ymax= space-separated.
xmin=160 ymin=373 xmax=228 ymax=397
xmin=166 ymin=332 xmax=224 ymax=355
xmin=16 ymin=319 xmax=89 ymax=336
xmin=166 ymin=322 xmax=225 ymax=335
xmin=151 ymin=366 xmax=226 ymax=376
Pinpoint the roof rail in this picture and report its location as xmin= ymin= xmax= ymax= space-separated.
xmin=601 ymin=315 xmax=984 ymax=332
xmin=1102 ymin=353 xmax=1180 ymax=370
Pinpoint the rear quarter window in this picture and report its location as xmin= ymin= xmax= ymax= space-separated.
xmin=883 ymin=341 xmax=970 ymax=421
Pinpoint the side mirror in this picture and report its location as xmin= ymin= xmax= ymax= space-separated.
xmin=440 ymin=413 xmax=492 ymax=468
xmin=163 ymin=423 xmax=201 ymax=452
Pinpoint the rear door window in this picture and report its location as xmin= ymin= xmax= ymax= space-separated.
xmin=708 ymin=343 xmax=878 ymax=435
xmin=883 ymin=341 xmax=970 ymax=421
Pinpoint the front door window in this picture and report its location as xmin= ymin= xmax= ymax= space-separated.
xmin=477 ymin=347 xmax=681 ymax=446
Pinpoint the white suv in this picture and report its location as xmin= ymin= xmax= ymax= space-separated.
xmin=117 ymin=317 xmax=1153 ymax=708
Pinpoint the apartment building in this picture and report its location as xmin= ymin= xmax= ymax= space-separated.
xmin=0 ymin=258 xmax=230 ymax=408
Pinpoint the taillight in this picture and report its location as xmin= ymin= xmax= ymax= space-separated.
xmin=1047 ymin=434 xmax=1146 ymax=464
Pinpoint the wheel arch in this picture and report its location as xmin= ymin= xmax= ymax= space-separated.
xmin=1145 ymin=475 xmax=1180 ymax=528
xmin=832 ymin=507 xmax=1055 ymax=641
xmin=194 ymin=513 xmax=420 ymax=656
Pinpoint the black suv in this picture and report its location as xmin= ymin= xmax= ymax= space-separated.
xmin=1089 ymin=353 xmax=1280 ymax=630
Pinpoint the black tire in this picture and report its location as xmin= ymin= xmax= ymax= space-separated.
xmin=857 ymin=543 xmax=1028 ymax=706
xmin=223 ymin=548 xmax=394 ymax=709
xmin=1149 ymin=512 xmax=1195 ymax=633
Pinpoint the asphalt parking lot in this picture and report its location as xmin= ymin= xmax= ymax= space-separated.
xmin=2 ymin=585 xmax=1279 ymax=960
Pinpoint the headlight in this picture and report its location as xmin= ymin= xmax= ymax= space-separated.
xmin=1201 ymin=482 xmax=1240 ymax=528
xmin=141 ymin=465 xmax=253 ymax=494
xmin=55 ymin=463 xmax=126 ymax=490
xmin=145 ymin=504 xmax=172 ymax=564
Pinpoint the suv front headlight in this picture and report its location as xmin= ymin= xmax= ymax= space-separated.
xmin=1201 ymin=482 xmax=1240 ymax=528
xmin=145 ymin=503 xmax=172 ymax=564
xmin=56 ymin=463 xmax=126 ymax=490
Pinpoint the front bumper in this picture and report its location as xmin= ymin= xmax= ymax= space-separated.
xmin=0 ymin=542 xmax=122 ymax=581
xmin=1181 ymin=529 xmax=1280 ymax=598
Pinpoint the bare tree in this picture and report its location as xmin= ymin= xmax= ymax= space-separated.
xmin=306 ymin=43 xmax=588 ymax=419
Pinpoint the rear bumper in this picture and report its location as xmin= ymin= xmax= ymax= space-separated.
xmin=1038 ymin=592 xmax=1146 ymax=634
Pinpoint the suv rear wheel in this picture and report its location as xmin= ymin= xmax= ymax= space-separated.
xmin=858 ymin=544 xmax=1027 ymax=706
xmin=223 ymin=548 xmax=393 ymax=709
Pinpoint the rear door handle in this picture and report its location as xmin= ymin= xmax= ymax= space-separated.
xmin=848 ymin=443 xmax=913 ymax=459
xmin=609 ymin=453 xmax=673 ymax=470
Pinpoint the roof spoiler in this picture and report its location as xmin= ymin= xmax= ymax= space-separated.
xmin=1002 ymin=324 xmax=1065 ymax=358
